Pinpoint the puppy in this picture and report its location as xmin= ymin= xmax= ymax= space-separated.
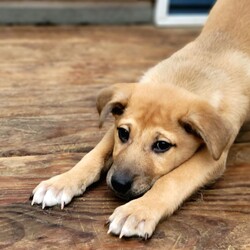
xmin=31 ymin=0 xmax=250 ymax=239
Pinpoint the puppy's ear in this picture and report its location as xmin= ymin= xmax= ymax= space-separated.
xmin=181 ymin=102 xmax=232 ymax=160
xmin=96 ymin=83 xmax=135 ymax=127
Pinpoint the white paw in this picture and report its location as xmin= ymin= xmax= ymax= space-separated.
xmin=108 ymin=199 xmax=160 ymax=239
xmin=31 ymin=173 xmax=85 ymax=209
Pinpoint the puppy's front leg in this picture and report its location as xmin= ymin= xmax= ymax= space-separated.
xmin=108 ymin=148 xmax=227 ymax=239
xmin=31 ymin=127 xmax=114 ymax=209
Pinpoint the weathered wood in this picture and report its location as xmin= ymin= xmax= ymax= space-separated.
xmin=0 ymin=26 xmax=197 ymax=86
xmin=0 ymin=25 xmax=201 ymax=157
xmin=0 ymin=83 xmax=108 ymax=157
xmin=0 ymin=26 xmax=249 ymax=249
xmin=0 ymin=151 xmax=249 ymax=249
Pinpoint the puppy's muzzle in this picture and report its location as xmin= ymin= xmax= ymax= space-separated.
xmin=111 ymin=171 xmax=133 ymax=196
xmin=107 ymin=167 xmax=152 ymax=200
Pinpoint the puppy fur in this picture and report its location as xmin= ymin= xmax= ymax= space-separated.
xmin=31 ymin=0 xmax=250 ymax=239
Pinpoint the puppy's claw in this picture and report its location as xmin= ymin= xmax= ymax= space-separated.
xmin=31 ymin=199 xmax=35 ymax=206
xmin=107 ymin=228 xmax=112 ymax=235
xmin=61 ymin=202 xmax=65 ymax=210
xmin=42 ymin=202 xmax=46 ymax=209
xmin=144 ymin=233 xmax=149 ymax=240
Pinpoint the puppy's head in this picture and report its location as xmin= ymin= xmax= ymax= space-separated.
xmin=97 ymin=83 xmax=232 ymax=200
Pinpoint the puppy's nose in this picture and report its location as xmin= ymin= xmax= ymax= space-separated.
xmin=111 ymin=172 xmax=133 ymax=194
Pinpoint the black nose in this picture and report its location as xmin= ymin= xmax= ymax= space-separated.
xmin=111 ymin=172 xmax=133 ymax=194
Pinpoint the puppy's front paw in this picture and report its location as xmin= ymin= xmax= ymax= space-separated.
xmin=31 ymin=172 xmax=85 ymax=209
xmin=108 ymin=199 xmax=161 ymax=239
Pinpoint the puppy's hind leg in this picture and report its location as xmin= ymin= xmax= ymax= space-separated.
xmin=31 ymin=127 xmax=114 ymax=209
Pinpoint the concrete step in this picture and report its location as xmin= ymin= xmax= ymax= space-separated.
xmin=0 ymin=1 xmax=153 ymax=24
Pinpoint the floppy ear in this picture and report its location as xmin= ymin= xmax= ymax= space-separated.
xmin=181 ymin=102 xmax=233 ymax=160
xmin=96 ymin=83 xmax=135 ymax=128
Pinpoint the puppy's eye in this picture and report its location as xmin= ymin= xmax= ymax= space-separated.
xmin=117 ymin=127 xmax=129 ymax=143
xmin=152 ymin=140 xmax=173 ymax=153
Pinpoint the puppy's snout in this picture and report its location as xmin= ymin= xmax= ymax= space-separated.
xmin=111 ymin=171 xmax=133 ymax=195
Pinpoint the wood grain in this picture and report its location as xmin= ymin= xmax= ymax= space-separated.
xmin=0 ymin=153 xmax=249 ymax=249
xmin=0 ymin=26 xmax=249 ymax=249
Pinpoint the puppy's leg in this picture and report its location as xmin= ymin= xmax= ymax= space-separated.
xmin=108 ymin=148 xmax=227 ymax=239
xmin=31 ymin=127 xmax=114 ymax=209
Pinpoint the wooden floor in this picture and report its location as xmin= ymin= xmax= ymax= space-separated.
xmin=0 ymin=26 xmax=249 ymax=250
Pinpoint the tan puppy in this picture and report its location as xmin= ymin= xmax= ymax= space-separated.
xmin=31 ymin=0 xmax=250 ymax=239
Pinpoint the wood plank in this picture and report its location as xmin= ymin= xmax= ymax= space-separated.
xmin=0 ymin=149 xmax=249 ymax=249
xmin=0 ymin=26 xmax=197 ymax=87
xmin=0 ymin=26 xmax=201 ymax=156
